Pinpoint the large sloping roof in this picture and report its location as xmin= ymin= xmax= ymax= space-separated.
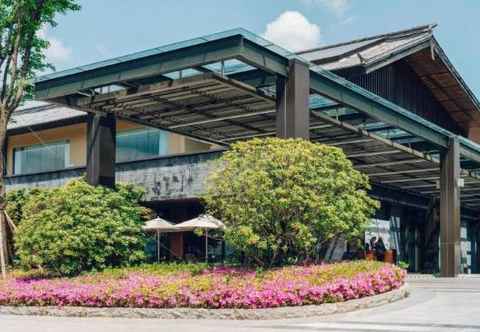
xmin=298 ymin=24 xmax=480 ymax=128
xmin=298 ymin=25 xmax=434 ymax=71
xmin=8 ymin=102 xmax=85 ymax=133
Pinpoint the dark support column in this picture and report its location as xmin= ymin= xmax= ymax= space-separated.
xmin=439 ymin=136 xmax=461 ymax=277
xmin=276 ymin=59 xmax=310 ymax=139
xmin=86 ymin=112 xmax=116 ymax=188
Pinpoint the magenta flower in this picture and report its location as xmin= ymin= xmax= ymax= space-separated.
xmin=0 ymin=262 xmax=405 ymax=309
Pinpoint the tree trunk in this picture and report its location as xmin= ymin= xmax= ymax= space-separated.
xmin=0 ymin=122 xmax=8 ymax=279
xmin=0 ymin=210 xmax=7 ymax=279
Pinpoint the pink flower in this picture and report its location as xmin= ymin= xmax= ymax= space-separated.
xmin=0 ymin=262 xmax=405 ymax=309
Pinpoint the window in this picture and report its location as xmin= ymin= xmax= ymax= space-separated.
xmin=116 ymin=128 xmax=168 ymax=162
xmin=14 ymin=140 xmax=70 ymax=175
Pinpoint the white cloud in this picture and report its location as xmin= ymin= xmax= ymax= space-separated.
xmin=262 ymin=11 xmax=321 ymax=52
xmin=38 ymin=27 xmax=72 ymax=64
xmin=301 ymin=0 xmax=350 ymax=17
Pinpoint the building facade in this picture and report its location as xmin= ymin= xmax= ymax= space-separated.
xmin=7 ymin=25 xmax=480 ymax=275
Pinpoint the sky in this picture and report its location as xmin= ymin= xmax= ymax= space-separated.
xmin=41 ymin=0 xmax=480 ymax=96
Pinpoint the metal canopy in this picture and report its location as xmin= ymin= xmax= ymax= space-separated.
xmin=33 ymin=28 xmax=480 ymax=211
xmin=35 ymin=28 xmax=296 ymax=100
xmin=307 ymin=112 xmax=480 ymax=211
xmin=35 ymin=28 xmax=480 ymax=161
xmin=73 ymin=73 xmax=276 ymax=144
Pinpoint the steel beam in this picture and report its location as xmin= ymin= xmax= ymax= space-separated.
xmin=460 ymin=196 xmax=480 ymax=201
xmin=276 ymin=59 xmax=310 ymax=139
xmin=168 ymin=109 xmax=274 ymax=129
xmin=367 ymin=167 xmax=439 ymax=177
xmin=355 ymin=159 xmax=428 ymax=169
xmin=36 ymin=32 xmax=293 ymax=101
xmin=310 ymin=70 xmax=480 ymax=164
xmin=383 ymin=176 xmax=439 ymax=184
xmin=310 ymin=70 xmax=451 ymax=149
xmin=329 ymin=138 xmax=374 ymax=146
xmin=237 ymin=39 xmax=290 ymax=76
xmin=222 ymin=123 xmax=333 ymax=142
xmin=421 ymin=182 xmax=480 ymax=194
xmin=439 ymin=136 xmax=461 ymax=277
xmin=402 ymin=184 xmax=436 ymax=189
xmin=36 ymin=37 xmax=243 ymax=100
xmin=347 ymin=150 xmax=401 ymax=158
xmin=86 ymin=113 xmax=116 ymax=188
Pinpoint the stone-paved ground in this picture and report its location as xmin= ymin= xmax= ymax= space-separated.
xmin=1 ymin=277 xmax=480 ymax=332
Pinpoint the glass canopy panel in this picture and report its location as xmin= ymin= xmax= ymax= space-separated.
xmin=309 ymin=94 xmax=338 ymax=110
xmin=202 ymin=59 xmax=255 ymax=75
xmin=36 ymin=28 xmax=312 ymax=84
xmin=162 ymin=68 xmax=203 ymax=80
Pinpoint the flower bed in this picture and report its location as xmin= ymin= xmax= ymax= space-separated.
xmin=0 ymin=261 xmax=405 ymax=309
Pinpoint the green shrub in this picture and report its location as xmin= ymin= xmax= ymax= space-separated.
xmin=398 ymin=261 xmax=410 ymax=270
xmin=6 ymin=188 xmax=37 ymax=227
xmin=203 ymin=138 xmax=379 ymax=267
xmin=14 ymin=179 xmax=150 ymax=276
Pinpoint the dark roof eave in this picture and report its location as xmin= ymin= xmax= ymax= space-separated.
xmin=361 ymin=37 xmax=432 ymax=74
xmin=318 ymin=39 xmax=432 ymax=77
xmin=297 ymin=23 xmax=437 ymax=55
xmin=335 ymin=35 xmax=480 ymax=118
xmin=7 ymin=113 xmax=87 ymax=135
xmin=430 ymin=37 xmax=480 ymax=114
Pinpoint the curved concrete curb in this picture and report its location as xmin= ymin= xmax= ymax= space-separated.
xmin=0 ymin=284 xmax=409 ymax=320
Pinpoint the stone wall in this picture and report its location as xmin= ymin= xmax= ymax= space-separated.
xmin=5 ymin=150 xmax=224 ymax=202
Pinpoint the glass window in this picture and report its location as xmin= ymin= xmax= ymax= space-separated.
xmin=14 ymin=140 xmax=70 ymax=175
xmin=116 ymin=128 xmax=168 ymax=162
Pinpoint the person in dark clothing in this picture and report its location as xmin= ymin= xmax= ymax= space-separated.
xmin=369 ymin=237 xmax=377 ymax=252
xmin=375 ymin=237 xmax=386 ymax=261
xmin=364 ymin=242 xmax=370 ymax=252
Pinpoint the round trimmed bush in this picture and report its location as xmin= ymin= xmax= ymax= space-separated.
xmin=14 ymin=179 xmax=149 ymax=276
xmin=203 ymin=138 xmax=379 ymax=266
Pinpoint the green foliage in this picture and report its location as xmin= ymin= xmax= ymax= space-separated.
xmin=0 ymin=0 xmax=80 ymax=106
xmin=14 ymin=179 xmax=149 ymax=276
xmin=88 ymin=262 xmax=210 ymax=280
xmin=203 ymin=138 xmax=379 ymax=266
xmin=0 ymin=0 xmax=80 ymax=277
xmin=6 ymin=188 xmax=37 ymax=226
xmin=398 ymin=261 xmax=410 ymax=270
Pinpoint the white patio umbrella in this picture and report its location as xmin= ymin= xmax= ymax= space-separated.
xmin=142 ymin=217 xmax=177 ymax=262
xmin=174 ymin=215 xmax=225 ymax=262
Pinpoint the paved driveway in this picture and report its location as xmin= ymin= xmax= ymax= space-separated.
xmin=2 ymin=276 xmax=480 ymax=332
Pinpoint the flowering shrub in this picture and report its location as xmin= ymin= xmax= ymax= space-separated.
xmin=0 ymin=261 xmax=405 ymax=309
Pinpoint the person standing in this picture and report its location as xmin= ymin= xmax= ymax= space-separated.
xmin=375 ymin=237 xmax=386 ymax=261
xmin=369 ymin=236 xmax=377 ymax=253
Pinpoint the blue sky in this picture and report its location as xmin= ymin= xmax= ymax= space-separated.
xmin=43 ymin=0 xmax=480 ymax=95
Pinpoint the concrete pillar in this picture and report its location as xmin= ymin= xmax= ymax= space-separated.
xmin=86 ymin=112 xmax=116 ymax=188
xmin=276 ymin=59 xmax=310 ymax=139
xmin=439 ymin=136 xmax=461 ymax=277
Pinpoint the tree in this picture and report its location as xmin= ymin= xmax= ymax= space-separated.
xmin=0 ymin=0 xmax=80 ymax=278
xmin=203 ymin=138 xmax=379 ymax=267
